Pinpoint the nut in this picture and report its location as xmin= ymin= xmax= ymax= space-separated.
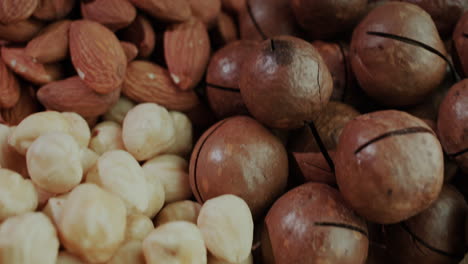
xmin=69 ymin=20 xmax=127 ymax=94
xmin=142 ymin=221 xmax=207 ymax=264
xmin=89 ymin=121 xmax=125 ymax=155
xmin=86 ymin=150 xmax=150 ymax=214
xmin=34 ymin=183 xmax=56 ymax=208
xmin=0 ymin=53 xmax=20 ymax=108
xmin=0 ymin=212 xmax=59 ymax=263
xmin=154 ymin=200 xmax=201 ymax=227
xmin=61 ymin=112 xmax=91 ymax=148
xmin=58 ymin=183 xmax=127 ymax=263
xmin=208 ymin=253 xmax=253 ymax=264
xmin=142 ymin=167 xmax=165 ymax=218
xmin=25 ymin=19 xmax=70 ymax=63
xmin=142 ymin=154 xmax=191 ymax=203
xmin=81 ymin=0 xmax=137 ymax=31
xmin=103 ymin=96 xmax=135 ymax=124
xmin=188 ymin=0 xmax=222 ymax=28
xmin=56 ymin=251 xmax=86 ymax=264
xmin=122 ymin=103 xmax=176 ymax=161
xmin=27 ymin=131 xmax=83 ymax=194
xmin=165 ymin=111 xmax=193 ymax=156
xmin=0 ymin=0 xmax=39 ymax=24
xmin=43 ymin=192 xmax=69 ymax=227
xmin=0 ymin=168 xmax=37 ymax=221
xmin=0 ymin=18 xmax=44 ymax=43
xmin=120 ymin=41 xmax=139 ymax=62
xmin=80 ymin=147 xmax=98 ymax=174
xmin=33 ymin=0 xmax=75 ymax=21
xmin=129 ymin=0 xmax=192 ymax=22
xmin=0 ymin=125 xmax=28 ymax=177
xmin=108 ymin=240 xmax=146 ymax=264
xmin=220 ymin=0 xmax=245 ymax=14
xmin=0 ymin=85 xmax=40 ymax=126
xmin=125 ymin=214 xmax=154 ymax=241
xmin=120 ymin=15 xmax=155 ymax=58
xmin=197 ymin=194 xmax=253 ymax=263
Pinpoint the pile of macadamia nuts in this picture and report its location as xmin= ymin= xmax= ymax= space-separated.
xmin=1 ymin=0 xmax=468 ymax=263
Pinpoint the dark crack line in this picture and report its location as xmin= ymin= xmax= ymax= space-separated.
xmin=270 ymin=39 xmax=275 ymax=51
xmin=246 ymin=0 xmax=268 ymax=40
xmin=448 ymin=148 xmax=468 ymax=158
xmin=338 ymin=42 xmax=349 ymax=102
xmin=317 ymin=63 xmax=322 ymax=109
xmin=206 ymin=83 xmax=240 ymax=93
xmin=315 ymin=222 xmax=368 ymax=237
xmin=304 ymin=161 xmax=330 ymax=172
xmin=354 ymin=127 xmax=433 ymax=154
xmin=306 ymin=121 xmax=335 ymax=172
xmin=401 ymin=222 xmax=463 ymax=259
xmin=367 ymin=31 xmax=460 ymax=82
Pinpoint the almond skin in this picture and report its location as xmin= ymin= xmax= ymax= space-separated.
xmin=33 ymin=0 xmax=75 ymax=21
xmin=1 ymin=47 xmax=62 ymax=85
xmin=0 ymin=19 xmax=44 ymax=43
xmin=81 ymin=0 xmax=137 ymax=31
xmin=164 ymin=18 xmax=211 ymax=91
xmin=69 ymin=20 xmax=127 ymax=95
xmin=129 ymin=0 xmax=191 ymax=22
xmin=1 ymin=85 xmax=39 ymax=126
xmin=123 ymin=60 xmax=199 ymax=111
xmin=120 ymin=41 xmax=139 ymax=62
xmin=0 ymin=0 xmax=39 ymax=24
xmin=37 ymin=76 xmax=121 ymax=118
xmin=120 ymin=15 xmax=155 ymax=59
xmin=221 ymin=0 xmax=245 ymax=14
xmin=25 ymin=20 xmax=70 ymax=63
xmin=0 ymin=55 xmax=20 ymax=108
xmin=188 ymin=0 xmax=221 ymax=28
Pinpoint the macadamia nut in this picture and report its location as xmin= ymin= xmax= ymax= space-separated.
xmin=104 ymin=96 xmax=136 ymax=124
xmin=89 ymin=121 xmax=125 ymax=155
xmin=126 ymin=214 xmax=154 ymax=241
xmin=0 ymin=168 xmax=38 ymax=221
xmin=155 ymin=200 xmax=201 ymax=226
xmin=61 ymin=112 xmax=91 ymax=148
xmin=166 ymin=111 xmax=193 ymax=156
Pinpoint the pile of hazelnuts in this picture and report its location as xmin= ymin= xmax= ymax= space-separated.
xmin=195 ymin=0 xmax=468 ymax=263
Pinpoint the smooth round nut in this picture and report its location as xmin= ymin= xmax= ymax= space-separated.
xmin=166 ymin=111 xmax=193 ymax=156
xmin=122 ymin=103 xmax=176 ymax=161
xmin=89 ymin=121 xmax=125 ymax=155
xmin=142 ymin=221 xmax=207 ymax=264
xmin=0 ymin=168 xmax=38 ymax=221
xmin=0 ymin=212 xmax=59 ymax=264
xmin=58 ymin=183 xmax=127 ymax=263
xmin=155 ymin=200 xmax=201 ymax=227
xmin=108 ymin=240 xmax=145 ymax=264
xmin=43 ymin=193 xmax=69 ymax=227
xmin=80 ymin=147 xmax=98 ymax=174
xmin=56 ymin=252 xmax=86 ymax=264
xmin=104 ymin=96 xmax=136 ymax=124
xmin=126 ymin=214 xmax=154 ymax=241
xmin=208 ymin=253 xmax=254 ymax=264
xmin=61 ymin=112 xmax=91 ymax=148
xmin=34 ymin=183 xmax=57 ymax=208
xmin=0 ymin=125 xmax=29 ymax=177
xmin=142 ymin=170 xmax=165 ymax=218
xmin=197 ymin=194 xmax=254 ymax=263
xmin=143 ymin=154 xmax=191 ymax=203
xmin=27 ymin=132 xmax=83 ymax=194
xmin=86 ymin=150 xmax=149 ymax=214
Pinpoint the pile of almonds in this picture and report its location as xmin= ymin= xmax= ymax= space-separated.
xmin=1 ymin=0 xmax=468 ymax=264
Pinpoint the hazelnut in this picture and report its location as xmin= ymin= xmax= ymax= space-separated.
xmin=108 ymin=240 xmax=146 ymax=264
xmin=122 ymin=103 xmax=176 ymax=161
xmin=0 ymin=168 xmax=37 ymax=221
xmin=56 ymin=251 xmax=86 ymax=264
xmin=43 ymin=193 xmax=69 ymax=227
xmin=0 ymin=124 xmax=28 ymax=177
xmin=208 ymin=253 xmax=254 ymax=264
xmin=142 ymin=168 xmax=166 ymax=218
xmin=165 ymin=111 xmax=193 ymax=156
xmin=125 ymin=214 xmax=154 ymax=241
xmin=61 ymin=112 xmax=91 ymax=148
xmin=89 ymin=121 xmax=125 ymax=155
xmin=80 ymin=147 xmax=98 ymax=174
xmin=103 ymin=96 xmax=135 ymax=124
xmin=34 ymin=183 xmax=57 ymax=208
xmin=155 ymin=200 xmax=202 ymax=227
xmin=197 ymin=194 xmax=253 ymax=263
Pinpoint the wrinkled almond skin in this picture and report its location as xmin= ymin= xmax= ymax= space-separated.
xmin=81 ymin=0 xmax=137 ymax=31
xmin=69 ymin=20 xmax=127 ymax=94
xmin=0 ymin=0 xmax=39 ymax=24
xmin=120 ymin=41 xmax=138 ymax=62
xmin=0 ymin=55 xmax=20 ymax=108
xmin=0 ymin=85 xmax=39 ymax=126
xmin=164 ymin=18 xmax=211 ymax=91
xmin=129 ymin=0 xmax=192 ymax=22
xmin=188 ymin=0 xmax=222 ymax=28
xmin=123 ymin=61 xmax=199 ymax=111
xmin=1 ymin=47 xmax=63 ymax=84
xmin=33 ymin=0 xmax=75 ymax=21
xmin=38 ymin=76 xmax=121 ymax=118
xmin=0 ymin=19 xmax=44 ymax=43
xmin=25 ymin=20 xmax=70 ymax=63
xmin=120 ymin=15 xmax=155 ymax=59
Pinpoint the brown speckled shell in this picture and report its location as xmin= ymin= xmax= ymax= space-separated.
xmin=453 ymin=11 xmax=468 ymax=78
xmin=336 ymin=110 xmax=444 ymax=224
xmin=263 ymin=182 xmax=369 ymax=264
xmin=240 ymin=35 xmax=333 ymax=129
xmin=350 ymin=2 xmax=447 ymax=107
xmin=189 ymin=116 xmax=288 ymax=219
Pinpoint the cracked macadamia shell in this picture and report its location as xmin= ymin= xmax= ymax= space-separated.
xmin=350 ymin=2 xmax=447 ymax=106
xmin=336 ymin=110 xmax=444 ymax=224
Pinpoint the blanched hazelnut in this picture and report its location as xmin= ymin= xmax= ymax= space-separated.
xmin=208 ymin=253 xmax=254 ymax=264
xmin=27 ymin=132 xmax=83 ymax=194
xmin=122 ymin=103 xmax=176 ymax=161
xmin=126 ymin=214 xmax=154 ymax=241
xmin=58 ymin=184 xmax=127 ymax=263
xmin=34 ymin=183 xmax=57 ymax=208
xmin=43 ymin=193 xmax=69 ymax=227
xmin=142 ymin=170 xmax=165 ymax=218
xmin=89 ymin=121 xmax=125 ymax=155
xmin=142 ymin=221 xmax=207 ymax=264
xmin=108 ymin=240 xmax=146 ymax=264
xmin=80 ymin=147 xmax=98 ymax=174
xmin=56 ymin=252 xmax=86 ymax=264
xmin=0 ymin=212 xmax=59 ymax=264
xmin=0 ymin=168 xmax=37 ymax=221
xmin=197 ymin=194 xmax=253 ymax=263
xmin=166 ymin=111 xmax=193 ymax=156
xmin=61 ymin=112 xmax=91 ymax=148
xmin=155 ymin=200 xmax=201 ymax=227
xmin=104 ymin=96 xmax=135 ymax=124
xmin=0 ymin=124 xmax=28 ymax=177
xmin=86 ymin=150 xmax=149 ymax=214
xmin=143 ymin=154 xmax=191 ymax=203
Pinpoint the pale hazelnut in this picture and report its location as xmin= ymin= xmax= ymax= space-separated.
xmin=104 ymin=96 xmax=135 ymax=124
xmin=86 ymin=150 xmax=149 ymax=214
xmin=89 ymin=121 xmax=125 ymax=155
xmin=80 ymin=147 xmax=98 ymax=174
xmin=56 ymin=252 xmax=86 ymax=264
xmin=122 ymin=103 xmax=176 ymax=161
xmin=58 ymin=183 xmax=127 ymax=263
xmin=197 ymin=194 xmax=253 ymax=263
xmin=142 ymin=221 xmax=207 ymax=264
xmin=0 ymin=125 xmax=28 ymax=177
xmin=43 ymin=193 xmax=69 ymax=227
xmin=34 ymin=183 xmax=56 ymax=208
xmin=143 ymin=154 xmax=191 ymax=203
xmin=0 ymin=168 xmax=37 ymax=221
xmin=27 ymin=132 xmax=83 ymax=194
xmin=61 ymin=112 xmax=91 ymax=148
xmin=155 ymin=200 xmax=201 ymax=227
xmin=166 ymin=111 xmax=193 ymax=156
xmin=142 ymin=169 xmax=165 ymax=218
xmin=126 ymin=214 xmax=154 ymax=241
xmin=0 ymin=212 xmax=59 ymax=264
xmin=208 ymin=253 xmax=254 ymax=264
xmin=108 ymin=240 xmax=146 ymax=264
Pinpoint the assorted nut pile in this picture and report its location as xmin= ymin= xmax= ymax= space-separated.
xmin=0 ymin=0 xmax=468 ymax=264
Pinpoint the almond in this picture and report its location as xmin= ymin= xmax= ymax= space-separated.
xmin=1 ymin=47 xmax=63 ymax=85
xmin=0 ymin=85 xmax=39 ymax=126
xmin=25 ymin=20 xmax=70 ymax=63
xmin=69 ymin=20 xmax=127 ymax=95
xmin=37 ymin=76 xmax=121 ymax=118
xmin=0 ymin=19 xmax=44 ymax=43
xmin=164 ymin=18 xmax=210 ymax=91
xmin=120 ymin=41 xmax=139 ymax=62
xmin=129 ymin=0 xmax=191 ymax=23
xmin=221 ymin=0 xmax=245 ymax=14
xmin=123 ymin=60 xmax=199 ymax=111
xmin=188 ymin=0 xmax=221 ymax=28
xmin=0 ymin=0 xmax=39 ymax=24
xmin=33 ymin=0 xmax=75 ymax=21
xmin=211 ymin=12 xmax=238 ymax=47
xmin=0 ymin=55 xmax=20 ymax=108
xmin=81 ymin=0 xmax=137 ymax=31
xmin=120 ymin=15 xmax=155 ymax=59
